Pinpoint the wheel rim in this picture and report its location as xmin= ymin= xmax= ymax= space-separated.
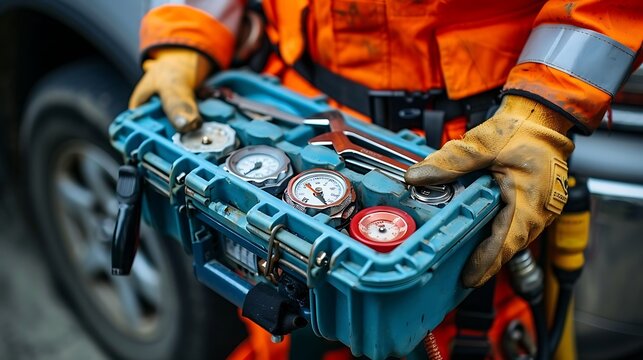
xmin=51 ymin=140 xmax=175 ymax=340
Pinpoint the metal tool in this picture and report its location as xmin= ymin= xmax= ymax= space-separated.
xmin=224 ymin=145 xmax=294 ymax=196
xmin=349 ymin=206 xmax=416 ymax=253
xmin=199 ymin=87 xmax=310 ymax=126
xmin=283 ymin=168 xmax=357 ymax=228
xmin=308 ymin=111 xmax=424 ymax=179
xmin=343 ymin=158 xmax=405 ymax=182
xmin=172 ymin=121 xmax=238 ymax=159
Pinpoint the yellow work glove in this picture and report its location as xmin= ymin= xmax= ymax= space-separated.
xmin=129 ymin=48 xmax=212 ymax=132
xmin=405 ymin=95 xmax=574 ymax=288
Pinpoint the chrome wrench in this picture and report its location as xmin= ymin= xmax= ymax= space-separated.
xmin=307 ymin=111 xmax=424 ymax=178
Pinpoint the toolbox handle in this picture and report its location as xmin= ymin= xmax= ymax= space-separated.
xmin=111 ymin=165 xmax=143 ymax=276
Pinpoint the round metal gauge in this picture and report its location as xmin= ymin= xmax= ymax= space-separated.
xmin=172 ymin=122 xmax=238 ymax=160
xmin=283 ymin=168 xmax=357 ymax=227
xmin=224 ymin=145 xmax=293 ymax=195
xmin=410 ymin=183 xmax=464 ymax=206
xmin=349 ymin=206 xmax=416 ymax=252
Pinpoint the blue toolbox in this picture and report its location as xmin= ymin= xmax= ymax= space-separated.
xmin=109 ymin=71 xmax=501 ymax=359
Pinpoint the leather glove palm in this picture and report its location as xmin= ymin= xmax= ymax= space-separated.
xmin=129 ymin=48 xmax=211 ymax=132
xmin=405 ymin=95 xmax=574 ymax=287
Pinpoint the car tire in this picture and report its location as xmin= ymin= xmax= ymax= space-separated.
xmin=20 ymin=58 xmax=245 ymax=360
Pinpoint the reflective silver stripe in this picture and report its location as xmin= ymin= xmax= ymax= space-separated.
xmin=518 ymin=24 xmax=636 ymax=96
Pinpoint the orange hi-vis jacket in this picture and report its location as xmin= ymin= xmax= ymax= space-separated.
xmin=140 ymin=0 xmax=642 ymax=135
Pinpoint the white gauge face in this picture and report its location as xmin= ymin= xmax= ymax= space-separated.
xmin=291 ymin=171 xmax=348 ymax=207
xmin=358 ymin=212 xmax=409 ymax=243
xmin=225 ymin=146 xmax=293 ymax=195
xmin=234 ymin=153 xmax=281 ymax=179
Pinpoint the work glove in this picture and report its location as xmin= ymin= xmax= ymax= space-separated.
xmin=405 ymin=95 xmax=574 ymax=288
xmin=129 ymin=48 xmax=212 ymax=132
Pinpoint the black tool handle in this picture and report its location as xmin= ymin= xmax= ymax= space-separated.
xmin=111 ymin=165 xmax=143 ymax=276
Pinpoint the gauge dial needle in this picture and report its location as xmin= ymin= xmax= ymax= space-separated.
xmin=305 ymin=183 xmax=327 ymax=204
xmin=243 ymin=161 xmax=263 ymax=176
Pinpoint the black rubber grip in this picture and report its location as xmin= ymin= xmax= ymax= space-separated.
xmin=112 ymin=165 xmax=142 ymax=276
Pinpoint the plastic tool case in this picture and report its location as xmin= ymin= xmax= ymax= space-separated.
xmin=110 ymin=71 xmax=501 ymax=359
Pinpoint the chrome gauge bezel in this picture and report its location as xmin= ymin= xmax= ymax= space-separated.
xmin=410 ymin=182 xmax=465 ymax=206
xmin=224 ymin=145 xmax=294 ymax=195
xmin=283 ymin=168 xmax=357 ymax=224
xmin=172 ymin=122 xmax=238 ymax=159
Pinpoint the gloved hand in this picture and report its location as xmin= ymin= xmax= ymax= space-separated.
xmin=129 ymin=48 xmax=212 ymax=132
xmin=405 ymin=95 xmax=574 ymax=288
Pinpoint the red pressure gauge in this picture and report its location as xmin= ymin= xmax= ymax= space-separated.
xmin=349 ymin=206 xmax=416 ymax=253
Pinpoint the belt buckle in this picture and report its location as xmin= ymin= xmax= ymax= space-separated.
xmin=367 ymin=89 xmax=442 ymax=131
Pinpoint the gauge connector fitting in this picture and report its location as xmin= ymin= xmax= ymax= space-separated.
xmin=507 ymin=249 xmax=544 ymax=305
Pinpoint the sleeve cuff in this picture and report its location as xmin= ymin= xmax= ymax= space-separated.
xmin=140 ymin=4 xmax=236 ymax=70
xmin=503 ymin=62 xmax=611 ymax=134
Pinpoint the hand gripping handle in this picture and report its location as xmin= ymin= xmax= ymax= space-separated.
xmin=111 ymin=165 xmax=143 ymax=276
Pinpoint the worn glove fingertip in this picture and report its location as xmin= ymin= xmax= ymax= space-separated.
xmin=405 ymin=164 xmax=436 ymax=185
xmin=405 ymin=161 xmax=459 ymax=186
xmin=173 ymin=114 xmax=202 ymax=133
xmin=162 ymin=92 xmax=201 ymax=133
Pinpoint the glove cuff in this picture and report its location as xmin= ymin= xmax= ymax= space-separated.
xmin=498 ymin=95 xmax=573 ymax=135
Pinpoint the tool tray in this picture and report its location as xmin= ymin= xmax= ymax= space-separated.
xmin=110 ymin=71 xmax=501 ymax=359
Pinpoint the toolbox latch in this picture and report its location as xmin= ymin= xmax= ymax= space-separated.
xmin=242 ymin=282 xmax=308 ymax=336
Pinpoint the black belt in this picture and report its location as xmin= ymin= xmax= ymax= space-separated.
xmin=292 ymin=55 xmax=500 ymax=148
xmin=452 ymin=276 xmax=497 ymax=360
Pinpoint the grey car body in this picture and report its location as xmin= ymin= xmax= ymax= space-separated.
xmin=0 ymin=0 xmax=641 ymax=359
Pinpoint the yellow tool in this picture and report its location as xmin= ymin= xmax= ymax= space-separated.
xmin=546 ymin=175 xmax=591 ymax=359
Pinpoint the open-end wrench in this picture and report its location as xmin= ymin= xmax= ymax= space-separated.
xmin=307 ymin=111 xmax=424 ymax=178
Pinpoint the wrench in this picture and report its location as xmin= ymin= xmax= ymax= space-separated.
xmin=308 ymin=111 xmax=424 ymax=178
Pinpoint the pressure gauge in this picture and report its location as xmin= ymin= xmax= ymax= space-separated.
xmin=224 ymin=145 xmax=294 ymax=195
xmin=283 ymin=168 xmax=357 ymax=227
xmin=410 ymin=183 xmax=464 ymax=206
xmin=172 ymin=122 xmax=238 ymax=160
xmin=349 ymin=206 xmax=416 ymax=252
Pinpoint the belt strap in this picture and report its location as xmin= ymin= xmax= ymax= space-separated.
xmin=423 ymin=110 xmax=446 ymax=150
xmin=293 ymin=58 xmax=372 ymax=116
xmin=293 ymin=55 xmax=499 ymax=145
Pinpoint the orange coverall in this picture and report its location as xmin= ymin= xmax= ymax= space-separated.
xmin=138 ymin=1 xmax=642 ymax=358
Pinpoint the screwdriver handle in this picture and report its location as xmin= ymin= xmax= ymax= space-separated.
xmin=111 ymin=165 xmax=143 ymax=276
